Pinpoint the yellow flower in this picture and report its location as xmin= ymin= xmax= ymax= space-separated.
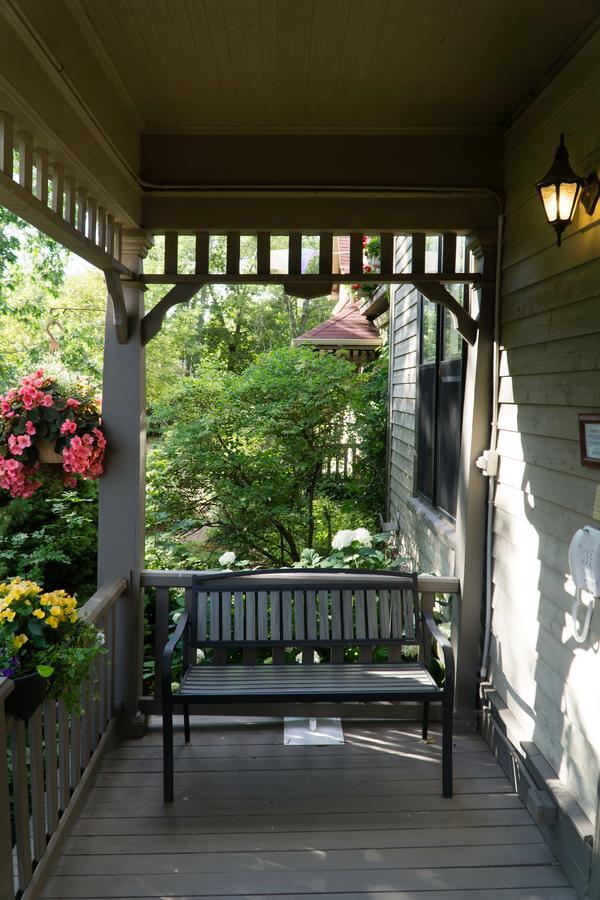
xmin=32 ymin=608 xmax=45 ymax=619
xmin=40 ymin=597 xmax=51 ymax=606
xmin=13 ymin=633 xmax=28 ymax=650
xmin=1 ymin=609 xmax=15 ymax=622
xmin=50 ymin=605 xmax=62 ymax=617
xmin=46 ymin=616 xmax=59 ymax=629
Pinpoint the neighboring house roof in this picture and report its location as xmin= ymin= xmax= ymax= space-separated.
xmin=293 ymin=302 xmax=381 ymax=349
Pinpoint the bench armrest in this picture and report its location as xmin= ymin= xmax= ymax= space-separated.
xmin=161 ymin=611 xmax=190 ymax=698
xmin=423 ymin=608 xmax=455 ymax=693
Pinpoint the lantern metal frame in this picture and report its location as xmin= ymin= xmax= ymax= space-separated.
xmin=536 ymin=133 xmax=599 ymax=246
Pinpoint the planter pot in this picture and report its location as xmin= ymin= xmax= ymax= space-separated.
xmin=37 ymin=438 xmax=63 ymax=464
xmin=5 ymin=671 xmax=48 ymax=720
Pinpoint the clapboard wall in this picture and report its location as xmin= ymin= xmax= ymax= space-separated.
xmin=489 ymin=28 xmax=600 ymax=825
xmin=387 ymin=236 xmax=456 ymax=576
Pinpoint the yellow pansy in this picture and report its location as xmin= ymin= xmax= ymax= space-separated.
xmin=13 ymin=633 xmax=28 ymax=649
xmin=32 ymin=608 xmax=45 ymax=619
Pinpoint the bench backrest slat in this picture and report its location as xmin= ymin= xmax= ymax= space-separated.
xmin=191 ymin=570 xmax=421 ymax=662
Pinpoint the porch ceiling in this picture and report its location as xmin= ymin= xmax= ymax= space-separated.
xmin=1 ymin=1 xmax=599 ymax=239
xmin=71 ymin=0 xmax=599 ymax=131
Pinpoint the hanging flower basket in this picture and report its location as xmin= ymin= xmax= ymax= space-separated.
xmin=5 ymin=670 xmax=48 ymax=720
xmin=0 ymin=369 xmax=107 ymax=498
xmin=36 ymin=438 xmax=64 ymax=464
xmin=1 ymin=578 xmax=106 ymax=717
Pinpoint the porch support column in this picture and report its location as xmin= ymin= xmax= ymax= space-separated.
xmin=453 ymin=232 xmax=497 ymax=723
xmin=98 ymin=229 xmax=153 ymax=737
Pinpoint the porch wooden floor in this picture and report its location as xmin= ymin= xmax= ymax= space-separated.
xmin=42 ymin=718 xmax=575 ymax=900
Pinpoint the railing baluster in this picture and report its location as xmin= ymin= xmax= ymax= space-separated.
xmin=0 ymin=111 xmax=14 ymax=175
xmin=0 ymin=682 xmax=14 ymax=900
xmin=154 ymin=587 xmax=170 ymax=707
xmin=43 ymin=700 xmax=59 ymax=836
xmin=57 ymin=701 xmax=70 ymax=812
xmin=29 ymin=707 xmax=47 ymax=863
xmin=12 ymin=718 xmax=33 ymax=891
xmin=51 ymin=163 xmax=65 ymax=217
xmin=70 ymin=710 xmax=81 ymax=790
xmin=17 ymin=131 xmax=33 ymax=192
xmin=34 ymin=147 xmax=49 ymax=205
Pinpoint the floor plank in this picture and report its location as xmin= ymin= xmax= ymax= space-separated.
xmin=42 ymin=720 xmax=574 ymax=900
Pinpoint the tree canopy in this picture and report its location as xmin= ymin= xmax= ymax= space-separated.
xmin=147 ymin=347 xmax=365 ymax=564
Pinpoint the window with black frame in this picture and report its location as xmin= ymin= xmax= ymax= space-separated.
xmin=415 ymin=236 xmax=467 ymax=519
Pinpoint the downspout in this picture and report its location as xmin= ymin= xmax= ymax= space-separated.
xmin=479 ymin=211 xmax=504 ymax=680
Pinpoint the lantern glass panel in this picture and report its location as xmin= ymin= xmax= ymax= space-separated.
xmin=558 ymin=181 xmax=581 ymax=222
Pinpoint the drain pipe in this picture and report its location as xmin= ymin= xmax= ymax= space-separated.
xmin=479 ymin=211 xmax=504 ymax=681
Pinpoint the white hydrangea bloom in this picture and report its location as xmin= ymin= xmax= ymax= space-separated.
xmin=219 ymin=551 xmax=236 ymax=566
xmin=332 ymin=528 xmax=372 ymax=550
xmin=331 ymin=529 xmax=356 ymax=550
xmin=353 ymin=528 xmax=372 ymax=547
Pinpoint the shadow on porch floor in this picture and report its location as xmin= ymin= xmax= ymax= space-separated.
xmin=42 ymin=718 xmax=575 ymax=899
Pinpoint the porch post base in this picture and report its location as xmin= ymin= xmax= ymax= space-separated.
xmin=117 ymin=710 xmax=147 ymax=740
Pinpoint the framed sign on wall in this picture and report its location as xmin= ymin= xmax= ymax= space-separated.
xmin=578 ymin=413 xmax=600 ymax=469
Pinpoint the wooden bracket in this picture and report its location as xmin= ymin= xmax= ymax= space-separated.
xmin=416 ymin=281 xmax=478 ymax=345
xmin=104 ymin=269 xmax=129 ymax=345
xmin=141 ymin=283 xmax=204 ymax=345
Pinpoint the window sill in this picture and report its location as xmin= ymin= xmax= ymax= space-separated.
xmin=407 ymin=496 xmax=456 ymax=550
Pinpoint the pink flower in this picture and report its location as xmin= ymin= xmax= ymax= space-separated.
xmin=25 ymin=421 xmax=36 ymax=435
xmin=41 ymin=394 xmax=54 ymax=407
xmin=61 ymin=427 xmax=106 ymax=481
xmin=0 ymin=457 xmax=41 ymax=498
xmin=65 ymin=398 xmax=80 ymax=409
xmin=7 ymin=434 xmax=32 ymax=456
xmin=60 ymin=420 xmax=77 ymax=435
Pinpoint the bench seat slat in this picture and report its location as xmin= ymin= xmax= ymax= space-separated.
xmin=178 ymin=664 xmax=441 ymax=698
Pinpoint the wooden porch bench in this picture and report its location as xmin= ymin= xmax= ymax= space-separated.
xmin=161 ymin=569 xmax=455 ymax=802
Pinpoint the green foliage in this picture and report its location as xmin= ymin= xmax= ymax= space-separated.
xmin=0 ymin=486 xmax=98 ymax=598
xmin=351 ymin=350 xmax=389 ymax=521
xmin=144 ymin=235 xmax=334 ymax=423
xmin=147 ymin=347 xmax=363 ymax=564
xmin=39 ymin=619 xmax=105 ymax=713
xmin=295 ymin=530 xmax=406 ymax=571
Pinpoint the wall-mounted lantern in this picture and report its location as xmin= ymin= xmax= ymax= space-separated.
xmin=536 ymin=133 xmax=599 ymax=246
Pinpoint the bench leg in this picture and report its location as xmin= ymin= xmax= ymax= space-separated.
xmin=163 ymin=698 xmax=174 ymax=803
xmin=184 ymin=704 xmax=191 ymax=744
xmin=421 ymin=701 xmax=429 ymax=739
xmin=442 ymin=694 xmax=453 ymax=798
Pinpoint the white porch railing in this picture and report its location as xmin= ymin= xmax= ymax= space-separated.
xmin=0 ymin=577 xmax=127 ymax=900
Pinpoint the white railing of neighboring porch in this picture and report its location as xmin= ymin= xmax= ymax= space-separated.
xmin=0 ymin=577 xmax=127 ymax=900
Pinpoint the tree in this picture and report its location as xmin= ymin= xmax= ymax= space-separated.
xmin=144 ymin=235 xmax=334 ymax=418
xmin=147 ymin=347 xmax=362 ymax=564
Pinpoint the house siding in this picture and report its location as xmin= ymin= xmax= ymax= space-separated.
xmin=489 ymin=28 xmax=600 ymax=825
xmin=385 ymin=27 xmax=600 ymax=830
xmin=388 ymin=235 xmax=455 ymax=577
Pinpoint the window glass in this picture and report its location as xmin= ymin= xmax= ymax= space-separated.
xmin=421 ymin=298 xmax=437 ymax=363
xmin=442 ymin=284 xmax=463 ymax=360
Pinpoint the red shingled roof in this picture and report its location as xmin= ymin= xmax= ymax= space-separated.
xmin=294 ymin=302 xmax=381 ymax=347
